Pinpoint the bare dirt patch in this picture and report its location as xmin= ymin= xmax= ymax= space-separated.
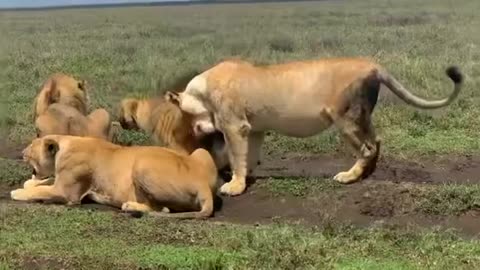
xmin=213 ymin=180 xmax=480 ymax=236
xmin=255 ymin=152 xmax=480 ymax=184
xmin=1 ymin=151 xmax=480 ymax=236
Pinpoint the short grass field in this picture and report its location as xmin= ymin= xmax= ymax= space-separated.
xmin=1 ymin=0 xmax=480 ymax=269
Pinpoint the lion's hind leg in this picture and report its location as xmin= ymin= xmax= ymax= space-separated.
xmin=144 ymin=188 xmax=214 ymax=220
xmin=83 ymin=191 xmax=122 ymax=208
xmin=121 ymin=201 xmax=170 ymax=216
xmin=330 ymin=72 xmax=381 ymax=184
xmin=333 ymin=116 xmax=379 ymax=184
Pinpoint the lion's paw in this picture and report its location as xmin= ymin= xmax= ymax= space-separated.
xmin=10 ymin=188 xmax=27 ymax=201
xmin=333 ymin=171 xmax=359 ymax=184
xmin=121 ymin=202 xmax=137 ymax=212
xmin=220 ymin=179 xmax=246 ymax=196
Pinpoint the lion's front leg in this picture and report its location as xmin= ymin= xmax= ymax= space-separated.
xmin=219 ymin=122 xmax=251 ymax=196
xmin=23 ymin=174 xmax=54 ymax=189
xmin=10 ymin=185 xmax=66 ymax=203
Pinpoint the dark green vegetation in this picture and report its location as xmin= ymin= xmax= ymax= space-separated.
xmin=1 ymin=0 xmax=480 ymax=269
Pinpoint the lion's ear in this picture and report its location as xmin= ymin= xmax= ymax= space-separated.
xmin=78 ymin=80 xmax=87 ymax=91
xmin=43 ymin=138 xmax=59 ymax=157
xmin=165 ymin=91 xmax=180 ymax=107
xmin=45 ymin=80 xmax=59 ymax=105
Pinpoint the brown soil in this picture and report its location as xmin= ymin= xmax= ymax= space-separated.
xmin=213 ymin=180 xmax=480 ymax=236
xmin=2 ymin=149 xmax=480 ymax=236
xmin=255 ymin=152 xmax=480 ymax=184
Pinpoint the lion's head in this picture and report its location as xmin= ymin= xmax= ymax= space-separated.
xmin=33 ymin=73 xmax=89 ymax=121
xmin=118 ymin=98 xmax=140 ymax=130
xmin=22 ymin=137 xmax=59 ymax=179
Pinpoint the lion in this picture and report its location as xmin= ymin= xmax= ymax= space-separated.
xmin=32 ymin=73 xmax=89 ymax=121
xmin=117 ymin=94 xmax=229 ymax=169
xmin=11 ymin=135 xmax=219 ymax=219
xmin=174 ymin=57 xmax=464 ymax=196
xmin=118 ymin=93 xmax=262 ymax=175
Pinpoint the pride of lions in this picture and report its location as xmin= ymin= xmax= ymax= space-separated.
xmin=10 ymin=56 xmax=464 ymax=219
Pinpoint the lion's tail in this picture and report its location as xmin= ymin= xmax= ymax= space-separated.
xmin=378 ymin=66 xmax=464 ymax=109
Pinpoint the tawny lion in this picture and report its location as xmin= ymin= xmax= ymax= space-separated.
xmin=174 ymin=57 xmax=464 ymax=196
xmin=32 ymin=73 xmax=121 ymax=142
xmin=11 ymin=135 xmax=219 ymax=219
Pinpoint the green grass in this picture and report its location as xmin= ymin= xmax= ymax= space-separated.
xmin=257 ymin=177 xmax=341 ymax=197
xmin=0 ymin=158 xmax=30 ymax=186
xmin=0 ymin=0 xmax=479 ymax=158
xmin=418 ymin=184 xmax=480 ymax=215
xmin=1 ymin=0 xmax=480 ymax=268
xmin=1 ymin=205 xmax=479 ymax=269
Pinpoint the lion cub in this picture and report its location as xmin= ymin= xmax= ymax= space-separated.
xmin=12 ymin=135 xmax=219 ymax=219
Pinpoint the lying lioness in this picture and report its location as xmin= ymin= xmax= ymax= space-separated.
xmin=36 ymin=103 xmax=120 ymax=142
xmin=176 ymin=57 xmax=464 ymax=196
xmin=11 ymin=135 xmax=218 ymax=219
xmin=33 ymin=73 xmax=89 ymax=121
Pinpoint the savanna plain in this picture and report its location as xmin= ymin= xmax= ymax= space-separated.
xmin=1 ymin=0 xmax=480 ymax=269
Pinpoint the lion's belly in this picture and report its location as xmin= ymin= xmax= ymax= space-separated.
xmin=250 ymin=107 xmax=333 ymax=138
xmin=243 ymin=80 xmax=334 ymax=137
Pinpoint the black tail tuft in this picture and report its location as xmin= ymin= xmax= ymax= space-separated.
xmin=446 ymin=66 xmax=464 ymax=84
